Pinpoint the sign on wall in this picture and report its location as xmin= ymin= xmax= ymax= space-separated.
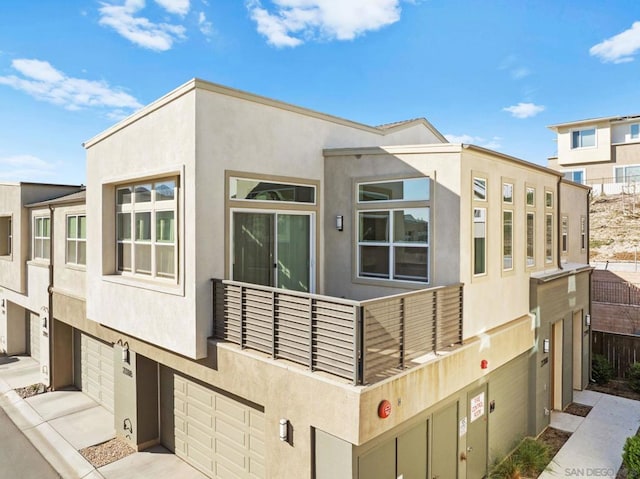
xmin=470 ymin=392 xmax=485 ymax=422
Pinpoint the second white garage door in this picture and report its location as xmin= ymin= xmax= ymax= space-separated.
xmin=173 ymin=373 xmax=265 ymax=478
xmin=78 ymin=332 xmax=114 ymax=412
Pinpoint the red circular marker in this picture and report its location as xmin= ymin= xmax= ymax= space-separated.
xmin=378 ymin=399 xmax=392 ymax=418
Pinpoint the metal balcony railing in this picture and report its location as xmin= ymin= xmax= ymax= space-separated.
xmin=212 ymin=279 xmax=463 ymax=385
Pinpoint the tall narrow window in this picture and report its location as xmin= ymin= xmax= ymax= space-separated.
xmin=503 ymin=183 xmax=513 ymax=203
xmin=474 ymin=208 xmax=486 ymax=275
xmin=66 ymin=215 xmax=87 ymax=266
xmin=526 ymin=213 xmax=535 ymax=267
xmin=526 ymin=187 xmax=535 ymax=206
xmin=545 ymin=191 xmax=553 ymax=208
xmin=33 ymin=217 xmax=50 ymax=260
xmin=581 ymin=217 xmax=586 ymax=250
xmin=503 ymin=210 xmax=513 ymax=270
xmin=631 ymin=123 xmax=639 ymax=140
xmin=545 ymin=214 xmax=553 ymax=263
xmin=474 ymin=177 xmax=487 ymax=201
xmin=116 ymin=178 xmax=177 ymax=280
xmin=0 ymin=217 xmax=11 ymax=256
xmin=562 ymin=216 xmax=569 ymax=254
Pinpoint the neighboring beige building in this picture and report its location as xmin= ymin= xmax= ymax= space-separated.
xmin=548 ymin=114 xmax=640 ymax=195
xmin=0 ymin=79 xmax=592 ymax=479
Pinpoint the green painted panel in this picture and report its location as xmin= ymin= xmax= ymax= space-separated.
xmin=432 ymin=402 xmax=457 ymax=479
xmin=398 ymin=421 xmax=427 ymax=479
xmin=467 ymin=385 xmax=488 ymax=479
xmin=358 ymin=439 xmax=395 ymax=479
xmin=562 ymin=316 xmax=573 ymax=409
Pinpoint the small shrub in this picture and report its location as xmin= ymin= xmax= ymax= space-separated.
xmin=629 ymin=363 xmax=640 ymax=393
xmin=623 ymin=435 xmax=640 ymax=478
xmin=592 ymin=354 xmax=614 ymax=385
xmin=490 ymin=455 xmax=522 ymax=479
xmin=513 ymin=437 xmax=550 ymax=476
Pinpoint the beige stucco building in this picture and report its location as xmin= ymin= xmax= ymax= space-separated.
xmin=0 ymin=79 xmax=592 ymax=479
xmin=548 ymin=114 xmax=640 ymax=195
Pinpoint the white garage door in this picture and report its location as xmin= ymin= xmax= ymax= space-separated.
xmin=29 ymin=313 xmax=40 ymax=362
xmin=174 ymin=374 xmax=265 ymax=478
xmin=80 ymin=333 xmax=114 ymax=412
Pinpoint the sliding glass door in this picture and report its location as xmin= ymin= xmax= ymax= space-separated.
xmin=232 ymin=211 xmax=313 ymax=292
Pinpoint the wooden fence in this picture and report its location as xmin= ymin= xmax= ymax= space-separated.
xmin=592 ymin=330 xmax=640 ymax=378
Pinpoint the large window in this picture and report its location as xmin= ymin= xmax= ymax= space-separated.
xmin=526 ymin=213 xmax=535 ymax=267
xmin=0 ymin=216 xmax=11 ymax=256
xmin=473 ymin=208 xmax=486 ymax=275
xmin=503 ymin=210 xmax=513 ymax=271
xmin=33 ymin=216 xmax=50 ymax=260
xmin=571 ymin=128 xmax=596 ymax=149
xmin=67 ymin=215 xmax=86 ymax=266
xmin=116 ymin=178 xmax=177 ymax=280
xmin=357 ymin=178 xmax=430 ymax=283
xmin=614 ymin=165 xmax=640 ymax=184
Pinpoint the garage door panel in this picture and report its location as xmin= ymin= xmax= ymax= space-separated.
xmin=79 ymin=333 xmax=114 ymax=412
xmin=30 ymin=313 xmax=40 ymax=362
xmin=172 ymin=372 xmax=265 ymax=478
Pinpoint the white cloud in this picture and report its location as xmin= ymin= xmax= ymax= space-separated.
xmin=511 ymin=67 xmax=530 ymax=80
xmin=444 ymin=134 xmax=502 ymax=150
xmin=0 ymin=58 xmax=143 ymax=114
xmin=247 ymin=0 xmax=404 ymax=48
xmin=198 ymin=11 xmax=213 ymax=36
xmin=0 ymin=155 xmax=60 ymax=182
xmin=99 ymin=0 xmax=186 ymax=51
xmin=590 ymin=21 xmax=640 ymax=64
xmin=154 ymin=0 xmax=190 ymax=16
xmin=502 ymin=102 xmax=545 ymax=119
xmin=499 ymin=56 xmax=531 ymax=80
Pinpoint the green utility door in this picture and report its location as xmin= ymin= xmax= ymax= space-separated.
xmin=432 ymin=402 xmax=458 ymax=479
xmin=232 ymin=211 xmax=313 ymax=292
xmin=467 ymin=385 xmax=488 ymax=479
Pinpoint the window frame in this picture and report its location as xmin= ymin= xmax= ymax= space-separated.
xmin=0 ymin=216 xmax=11 ymax=257
xmin=66 ymin=214 xmax=87 ymax=266
xmin=562 ymin=216 xmax=569 ymax=254
xmin=526 ymin=212 xmax=535 ymax=268
xmin=502 ymin=210 xmax=514 ymax=271
xmin=581 ymin=216 xmax=586 ymax=251
xmin=562 ymin=169 xmax=585 ymax=184
xmin=614 ymin=164 xmax=640 ymax=184
xmin=355 ymin=176 xmax=431 ymax=285
xmin=571 ymin=128 xmax=596 ymax=149
xmin=631 ymin=123 xmax=639 ymax=140
xmin=473 ymin=207 xmax=487 ymax=276
xmin=473 ymin=177 xmax=487 ymax=201
xmin=33 ymin=216 xmax=51 ymax=261
xmin=115 ymin=177 xmax=178 ymax=281
xmin=229 ymin=176 xmax=317 ymax=205
xmin=545 ymin=213 xmax=553 ymax=264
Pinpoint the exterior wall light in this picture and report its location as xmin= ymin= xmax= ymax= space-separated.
xmin=279 ymin=418 xmax=288 ymax=442
xmin=122 ymin=342 xmax=130 ymax=364
xmin=543 ymin=338 xmax=550 ymax=354
xmin=336 ymin=215 xmax=344 ymax=231
xmin=585 ymin=314 xmax=591 ymax=327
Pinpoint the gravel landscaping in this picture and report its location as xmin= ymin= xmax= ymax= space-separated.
xmin=14 ymin=383 xmax=47 ymax=399
xmin=79 ymin=438 xmax=135 ymax=468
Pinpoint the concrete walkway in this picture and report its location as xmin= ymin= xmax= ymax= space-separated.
xmin=0 ymin=355 xmax=206 ymax=479
xmin=539 ymin=389 xmax=640 ymax=478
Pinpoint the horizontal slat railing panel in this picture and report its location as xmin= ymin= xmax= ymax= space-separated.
xmin=212 ymin=279 xmax=463 ymax=385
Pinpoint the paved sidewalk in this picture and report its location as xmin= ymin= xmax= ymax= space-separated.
xmin=539 ymin=389 xmax=640 ymax=478
xmin=0 ymin=355 xmax=206 ymax=479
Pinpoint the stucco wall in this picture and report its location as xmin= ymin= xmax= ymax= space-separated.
xmin=52 ymin=203 xmax=87 ymax=300
xmin=556 ymin=121 xmax=611 ymax=166
xmin=559 ymin=181 xmax=589 ymax=264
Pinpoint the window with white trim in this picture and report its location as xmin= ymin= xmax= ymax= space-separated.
xmin=614 ymin=165 xmax=640 ymax=184
xmin=563 ymin=170 xmax=585 ymax=184
xmin=503 ymin=182 xmax=513 ymax=203
xmin=526 ymin=187 xmax=535 ymax=207
xmin=116 ymin=178 xmax=177 ymax=280
xmin=562 ymin=216 xmax=568 ymax=254
xmin=571 ymin=128 xmax=596 ymax=149
xmin=545 ymin=191 xmax=553 ymax=208
xmin=356 ymin=178 xmax=430 ymax=283
xmin=0 ymin=216 xmax=11 ymax=256
xmin=33 ymin=216 xmax=50 ymax=260
xmin=66 ymin=215 xmax=86 ymax=266
xmin=473 ymin=208 xmax=486 ymax=275
xmin=473 ymin=177 xmax=487 ymax=201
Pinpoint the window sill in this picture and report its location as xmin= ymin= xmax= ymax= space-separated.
xmin=0 ymin=255 xmax=13 ymax=262
xmin=64 ymin=263 xmax=86 ymax=272
xmin=102 ymin=273 xmax=184 ymax=296
xmin=353 ymin=276 xmax=430 ymax=290
xmin=27 ymin=260 xmax=49 ymax=268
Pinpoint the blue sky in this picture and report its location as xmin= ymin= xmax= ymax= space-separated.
xmin=1 ymin=0 xmax=640 ymax=185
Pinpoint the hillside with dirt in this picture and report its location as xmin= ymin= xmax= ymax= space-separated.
xmin=590 ymin=193 xmax=640 ymax=262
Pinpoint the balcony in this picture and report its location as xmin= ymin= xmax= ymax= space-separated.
xmin=212 ymin=279 xmax=463 ymax=385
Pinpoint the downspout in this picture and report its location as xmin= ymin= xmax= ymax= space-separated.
xmin=557 ymin=176 xmax=563 ymax=270
xmin=587 ymin=189 xmax=594 ymax=383
xmin=47 ymin=204 xmax=55 ymax=390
